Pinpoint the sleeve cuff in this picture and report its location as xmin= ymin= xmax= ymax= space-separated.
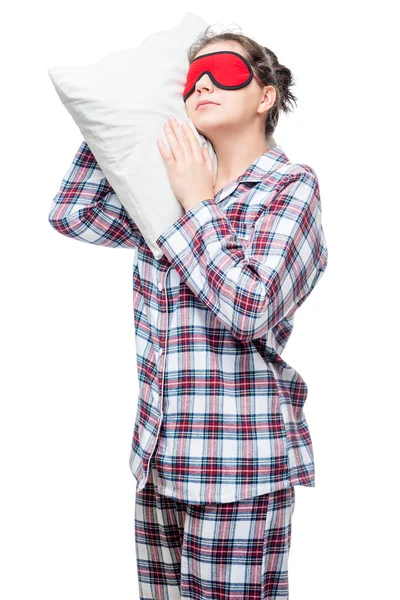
xmin=155 ymin=197 xmax=224 ymax=265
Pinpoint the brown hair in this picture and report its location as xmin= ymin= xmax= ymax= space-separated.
xmin=187 ymin=25 xmax=298 ymax=141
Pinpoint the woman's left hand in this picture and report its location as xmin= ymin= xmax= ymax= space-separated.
xmin=157 ymin=116 xmax=215 ymax=212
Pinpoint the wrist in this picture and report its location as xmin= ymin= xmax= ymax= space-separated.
xmin=183 ymin=196 xmax=214 ymax=213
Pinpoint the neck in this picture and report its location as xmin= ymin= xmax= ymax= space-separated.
xmin=210 ymin=132 xmax=276 ymax=194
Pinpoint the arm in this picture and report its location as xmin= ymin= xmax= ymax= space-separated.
xmin=48 ymin=140 xmax=144 ymax=249
xmin=155 ymin=166 xmax=328 ymax=342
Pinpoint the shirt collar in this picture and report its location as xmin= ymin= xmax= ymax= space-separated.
xmin=214 ymin=144 xmax=290 ymax=204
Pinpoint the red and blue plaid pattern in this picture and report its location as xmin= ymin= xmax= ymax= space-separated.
xmin=49 ymin=139 xmax=328 ymax=504
xmin=134 ymin=456 xmax=296 ymax=599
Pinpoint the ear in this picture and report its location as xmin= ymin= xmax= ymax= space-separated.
xmin=259 ymin=85 xmax=276 ymax=115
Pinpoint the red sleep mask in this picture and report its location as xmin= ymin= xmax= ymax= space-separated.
xmin=183 ymin=50 xmax=266 ymax=101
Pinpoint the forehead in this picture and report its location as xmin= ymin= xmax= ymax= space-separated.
xmin=193 ymin=41 xmax=247 ymax=61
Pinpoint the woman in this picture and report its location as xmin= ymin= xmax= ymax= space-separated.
xmin=49 ymin=26 xmax=328 ymax=600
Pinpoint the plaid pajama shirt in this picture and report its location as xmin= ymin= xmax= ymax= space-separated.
xmin=49 ymin=139 xmax=328 ymax=505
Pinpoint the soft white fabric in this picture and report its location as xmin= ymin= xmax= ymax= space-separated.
xmin=48 ymin=12 xmax=276 ymax=259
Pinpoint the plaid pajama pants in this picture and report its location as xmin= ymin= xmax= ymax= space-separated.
xmin=134 ymin=458 xmax=296 ymax=599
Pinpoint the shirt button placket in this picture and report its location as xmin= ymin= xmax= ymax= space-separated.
xmin=158 ymin=267 xmax=171 ymax=406
xmin=152 ymin=265 xmax=172 ymax=463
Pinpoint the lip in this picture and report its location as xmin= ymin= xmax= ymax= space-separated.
xmin=196 ymin=100 xmax=220 ymax=110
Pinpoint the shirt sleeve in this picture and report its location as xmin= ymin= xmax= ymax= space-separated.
xmin=48 ymin=140 xmax=145 ymax=249
xmin=155 ymin=166 xmax=328 ymax=342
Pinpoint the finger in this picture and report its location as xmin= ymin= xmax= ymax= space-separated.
xmin=181 ymin=121 xmax=204 ymax=160
xmin=169 ymin=118 xmax=192 ymax=157
xmin=157 ymin=138 xmax=174 ymax=166
xmin=202 ymin=147 xmax=214 ymax=176
xmin=163 ymin=119 xmax=186 ymax=162
xmin=202 ymin=146 xmax=212 ymax=165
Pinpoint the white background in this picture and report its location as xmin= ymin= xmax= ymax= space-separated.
xmin=1 ymin=2 xmax=399 ymax=599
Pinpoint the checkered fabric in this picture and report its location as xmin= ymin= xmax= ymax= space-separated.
xmin=49 ymin=139 xmax=328 ymax=504
xmin=134 ymin=457 xmax=296 ymax=599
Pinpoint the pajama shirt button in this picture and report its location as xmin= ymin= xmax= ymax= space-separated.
xmin=158 ymin=282 xmax=163 ymax=291
xmin=159 ymin=348 xmax=163 ymax=356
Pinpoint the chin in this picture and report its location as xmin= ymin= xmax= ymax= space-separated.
xmin=192 ymin=118 xmax=221 ymax=138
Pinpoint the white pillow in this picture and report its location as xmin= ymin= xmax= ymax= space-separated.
xmin=47 ymin=12 xmax=276 ymax=259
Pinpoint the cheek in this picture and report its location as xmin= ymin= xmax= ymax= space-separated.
xmin=221 ymin=90 xmax=249 ymax=112
xmin=185 ymin=97 xmax=198 ymax=118
xmin=223 ymin=98 xmax=246 ymax=119
xmin=232 ymin=91 xmax=257 ymax=117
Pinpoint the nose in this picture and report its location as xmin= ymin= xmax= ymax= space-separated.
xmin=195 ymin=73 xmax=214 ymax=93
